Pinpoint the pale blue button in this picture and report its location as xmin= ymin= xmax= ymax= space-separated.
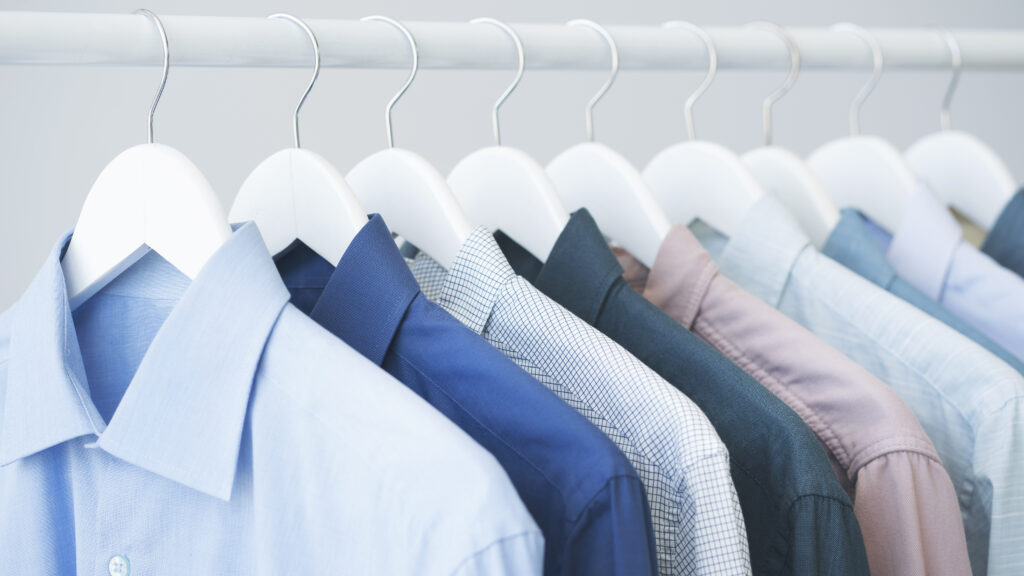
xmin=108 ymin=555 xmax=129 ymax=576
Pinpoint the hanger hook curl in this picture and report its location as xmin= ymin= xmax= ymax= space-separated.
xmin=567 ymin=19 xmax=618 ymax=142
xmin=362 ymin=16 xmax=418 ymax=149
xmin=831 ymin=23 xmax=884 ymax=136
xmin=745 ymin=21 xmax=800 ymax=146
xmin=134 ymin=9 xmax=169 ymax=144
xmin=663 ymin=21 xmax=717 ymax=141
xmin=268 ymin=14 xmax=320 ymax=149
xmin=940 ymin=30 xmax=962 ymax=131
xmin=470 ymin=18 xmax=525 ymax=146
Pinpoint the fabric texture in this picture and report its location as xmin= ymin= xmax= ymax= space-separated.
xmin=495 ymin=211 xmax=870 ymax=576
xmin=276 ymin=215 xmax=647 ymax=576
xmin=695 ymin=194 xmax=1024 ymax=576
xmin=409 ymin=228 xmax=749 ymax=576
xmin=982 ymin=189 xmax=1024 ymax=277
xmin=0 ymin=224 xmax=543 ymax=576
xmin=887 ymin=185 xmax=1024 ymax=362
xmin=822 ymin=208 xmax=1024 ymax=374
xmin=613 ymin=223 xmax=970 ymax=576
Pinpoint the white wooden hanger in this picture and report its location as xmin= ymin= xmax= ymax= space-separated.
xmin=231 ymin=14 xmax=366 ymax=264
xmin=546 ymin=19 xmax=670 ymax=268
xmin=643 ymin=21 xmax=765 ymax=238
xmin=739 ymin=21 xmax=839 ymax=248
xmin=905 ymin=30 xmax=1015 ymax=230
xmin=61 ymin=9 xmax=231 ymax=310
xmin=346 ymin=16 xmax=473 ymax=270
xmin=448 ymin=18 xmax=570 ymax=262
xmin=806 ymin=23 xmax=917 ymax=234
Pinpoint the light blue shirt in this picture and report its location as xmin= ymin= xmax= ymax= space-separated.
xmin=888 ymin=185 xmax=1024 ymax=363
xmin=0 ymin=224 xmax=543 ymax=575
xmin=694 ymin=196 xmax=1024 ymax=576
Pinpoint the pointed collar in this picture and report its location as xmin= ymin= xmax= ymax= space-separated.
xmin=497 ymin=209 xmax=623 ymax=325
xmin=304 ymin=215 xmax=419 ymax=365
xmin=1 ymin=223 xmax=290 ymax=501
xmin=822 ymin=209 xmax=900 ymax=290
xmin=715 ymin=195 xmax=812 ymax=308
xmin=432 ymin=226 xmax=514 ymax=335
xmin=886 ymin=185 xmax=962 ymax=301
xmin=638 ymin=224 xmax=718 ymax=330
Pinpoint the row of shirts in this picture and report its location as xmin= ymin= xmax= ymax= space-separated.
xmin=1 ymin=185 xmax=1024 ymax=575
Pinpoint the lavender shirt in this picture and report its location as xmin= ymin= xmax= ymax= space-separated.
xmin=888 ymin=185 xmax=1024 ymax=363
xmin=612 ymin=224 xmax=970 ymax=576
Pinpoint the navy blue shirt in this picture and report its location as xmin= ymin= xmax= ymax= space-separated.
xmin=276 ymin=215 xmax=657 ymax=576
xmin=823 ymin=208 xmax=1024 ymax=375
xmin=495 ymin=210 xmax=869 ymax=576
xmin=983 ymin=189 xmax=1024 ymax=280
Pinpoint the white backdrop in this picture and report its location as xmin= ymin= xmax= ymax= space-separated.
xmin=1 ymin=0 xmax=1023 ymax=309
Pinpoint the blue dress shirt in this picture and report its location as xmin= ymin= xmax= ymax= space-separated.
xmin=823 ymin=208 xmax=1024 ymax=374
xmin=887 ymin=185 xmax=1024 ymax=362
xmin=275 ymin=215 xmax=653 ymax=576
xmin=694 ymin=196 xmax=1024 ymax=576
xmin=0 ymin=223 xmax=544 ymax=575
xmin=982 ymin=189 xmax=1024 ymax=278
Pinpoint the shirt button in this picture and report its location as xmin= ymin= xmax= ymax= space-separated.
xmin=108 ymin=555 xmax=130 ymax=576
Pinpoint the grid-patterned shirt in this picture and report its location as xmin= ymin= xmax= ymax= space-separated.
xmin=409 ymin=228 xmax=751 ymax=576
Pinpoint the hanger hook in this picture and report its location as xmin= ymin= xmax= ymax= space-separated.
xmin=940 ymin=30 xmax=962 ymax=131
xmin=470 ymin=18 xmax=525 ymax=147
xmin=361 ymin=16 xmax=418 ymax=149
xmin=663 ymin=21 xmax=717 ymax=141
xmin=831 ymin=23 xmax=884 ymax=136
xmin=133 ymin=9 xmax=169 ymax=145
xmin=745 ymin=21 xmax=800 ymax=146
xmin=268 ymin=14 xmax=320 ymax=149
xmin=567 ymin=19 xmax=619 ymax=142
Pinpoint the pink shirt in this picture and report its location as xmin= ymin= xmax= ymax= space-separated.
xmin=614 ymin=223 xmax=970 ymax=576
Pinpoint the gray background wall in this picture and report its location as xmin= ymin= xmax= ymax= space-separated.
xmin=1 ymin=0 xmax=1023 ymax=309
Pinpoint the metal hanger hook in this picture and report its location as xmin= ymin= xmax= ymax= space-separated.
xmin=745 ymin=21 xmax=800 ymax=146
xmin=831 ymin=23 xmax=884 ymax=136
xmin=269 ymin=14 xmax=320 ymax=149
xmin=470 ymin=18 xmax=525 ymax=146
xmin=567 ymin=19 xmax=619 ymax=142
xmin=663 ymin=21 xmax=717 ymax=141
xmin=940 ymin=29 xmax=962 ymax=131
xmin=361 ymin=16 xmax=418 ymax=149
xmin=133 ymin=9 xmax=169 ymax=145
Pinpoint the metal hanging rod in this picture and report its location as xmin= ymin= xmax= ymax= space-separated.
xmin=1 ymin=12 xmax=1024 ymax=70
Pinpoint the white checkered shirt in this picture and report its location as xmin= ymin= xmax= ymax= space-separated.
xmin=409 ymin=228 xmax=752 ymax=576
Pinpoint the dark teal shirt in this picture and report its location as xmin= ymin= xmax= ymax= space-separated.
xmin=983 ymin=190 xmax=1024 ymax=279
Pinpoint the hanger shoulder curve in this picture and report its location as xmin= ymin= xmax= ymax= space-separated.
xmin=231 ymin=148 xmax=366 ymax=265
xmin=347 ymin=148 xmax=473 ymax=270
xmin=62 ymin=143 xmax=231 ymax=308
xmin=547 ymin=142 xmax=670 ymax=267
xmin=905 ymin=130 xmax=1015 ymax=230
xmin=449 ymin=146 xmax=569 ymax=262
xmin=806 ymin=135 xmax=917 ymax=233
xmin=741 ymin=146 xmax=839 ymax=248
xmin=643 ymin=140 xmax=765 ymax=237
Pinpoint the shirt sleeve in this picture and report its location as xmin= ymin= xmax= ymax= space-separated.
xmin=853 ymin=451 xmax=971 ymax=576
xmin=787 ymin=494 xmax=870 ymax=575
xmin=564 ymin=475 xmax=659 ymax=576
xmin=449 ymin=531 xmax=545 ymax=576
xmin=975 ymin=399 xmax=1024 ymax=576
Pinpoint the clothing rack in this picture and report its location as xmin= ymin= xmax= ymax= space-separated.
xmin=2 ymin=12 xmax=1024 ymax=71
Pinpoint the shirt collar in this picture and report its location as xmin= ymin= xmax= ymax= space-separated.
xmin=1 ymin=223 xmax=290 ymax=501
xmin=715 ymin=195 xmax=812 ymax=308
xmin=305 ymin=215 xmax=419 ymax=365
xmin=886 ymin=185 xmax=963 ymax=301
xmin=503 ymin=209 xmax=624 ymax=325
xmin=822 ymin=209 xmax=900 ymax=289
xmin=634 ymin=224 xmax=718 ymax=330
xmin=436 ymin=226 xmax=514 ymax=334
